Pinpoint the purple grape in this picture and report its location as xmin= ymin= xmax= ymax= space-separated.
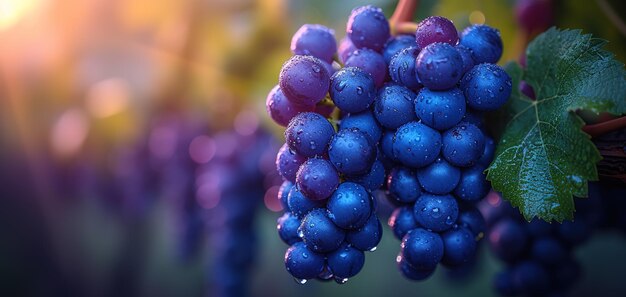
xmin=415 ymin=16 xmax=459 ymax=49
xmin=291 ymin=24 xmax=337 ymax=63
xmin=279 ymin=55 xmax=330 ymax=106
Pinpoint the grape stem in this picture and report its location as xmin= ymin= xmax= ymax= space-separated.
xmin=390 ymin=0 xmax=419 ymax=35
xmin=583 ymin=116 xmax=626 ymax=138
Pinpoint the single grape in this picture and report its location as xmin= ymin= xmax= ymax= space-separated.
xmin=389 ymin=206 xmax=419 ymax=240
xmin=287 ymin=185 xmax=325 ymax=219
xmin=461 ymin=63 xmax=512 ymax=111
xmin=278 ymin=180 xmax=294 ymax=211
xmin=299 ymin=209 xmax=346 ymax=253
xmin=389 ymin=47 xmax=422 ymax=90
xmin=416 ymin=42 xmax=464 ymax=90
xmin=401 ymin=228 xmax=444 ymax=270
xmin=387 ymin=166 xmax=422 ymax=204
xmin=413 ymin=193 xmax=459 ymax=232
xmin=457 ymin=206 xmax=486 ymax=238
xmin=511 ymin=261 xmax=550 ymax=295
xmin=347 ymin=214 xmax=383 ymax=251
xmin=441 ymin=226 xmax=477 ymax=267
xmin=291 ymin=24 xmax=337 ymax=63
xmin=416 ymin=158 xmax=461 ymax=195
xmin=338 ymin=37 xmax=357 ymax=64
xmin=380 ymin=130 xmax=397 ymax=162
xmin=346 ymin=159 xmax=386 ymax=192
xmin=346 ymin=5 xmax=390 ymax=52
xmin=296 ymin=157 xmax=340 ymax=201
xmin=415 ymin=87 xmax=466 ymax=131
xmin=278 ymin=212 xmax=302 ymax=245
xmin=374 ymin=83 xmax=418 ymax=129
xmin=459 ymin=25 xmax=503 ymax=64
xmin=285 ymin=241 xmax=326 ymax=280
xmin=455 ymin=45 xmax=475 ymax=75
xmin=393 ymin=122 xmax=442 ymax=168
xmin=414 ymin=16 xmax=459 ymax=48
xmin=494 ymin=270 xmax=518 ymax=297
xmin=285 ymin=112 xmax=335 ymax=157
xmin=276 ymin=143 xmax=306 ymax=183
xmin=328 ymin=128 xmax=376 ymax=175
xmin=345 ymin=48 xmax=388 ymax=87
xmin=515 ymin=0 xmax=554 ymax=34
xmin=327 ymin=182 xmax=372 ymax=229
xmin=454 ymin=165 xmax=490 ymax=201
xmin=488 ymin=218 xmax=529 ymax=262
xmin=441 ymin=122 xmax=485 ymax=167
xmin=556 ymin=219 xmax=592 ymax=245
xmin=397 ymin=255 xmax=437 ymax=281
xmin=340 ymin=110 xmax=382 ymax=144
xmin=279 ymin=55 xmax=330 ymax=106
xmin=327 ymin=243 xmax=366 ymax=279
xmin=476 ymin=135 xmax=495 ymax=167
xmin=314 ymin=99 xmax=335 ymax=118
xmin=266 ymin=85 xmax=315 ymax=127
xmin=383 ymin=34 xmax=418 ymax=64
xmin=530 ymin=237 xmax=567 ymax=266
xmin=330 ymin=67 xmax=376 ymax=113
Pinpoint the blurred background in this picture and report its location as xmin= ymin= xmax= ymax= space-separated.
xmin=1 ymin=0 xmax=625 ymax=296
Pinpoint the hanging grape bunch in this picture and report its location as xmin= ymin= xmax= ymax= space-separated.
xmin=266 ymin=4 xmax=511 ymax=283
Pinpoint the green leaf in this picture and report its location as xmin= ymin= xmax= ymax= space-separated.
xmin=487 ymin=28 xmax=626 ymax=222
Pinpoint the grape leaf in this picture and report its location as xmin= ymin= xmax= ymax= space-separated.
xmin=486 ymin=28 xmax=626 ymax=222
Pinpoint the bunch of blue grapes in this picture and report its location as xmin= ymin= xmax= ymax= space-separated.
xmin=482 ymin=183 xmax=626 ymax=297
xmin=380 ymin=17 xmax=510 ymax=280
xmin=266 ymin=5 xmax=511 ymax=283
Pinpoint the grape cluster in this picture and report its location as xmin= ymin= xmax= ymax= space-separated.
xmin=266 ymin=5 xmax=511 ymax=283
xmin=482 ymin=183 xmax=626 ymax=297
xmin=382 ymin=17 xmax=510 ymax=280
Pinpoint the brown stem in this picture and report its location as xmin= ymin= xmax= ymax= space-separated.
xmin=390 ymin=0 xmax=419 ymax=35
xmin=583 ymin=116 xmax=626 ymax=138
xmin=395 ymin=22 xmax=419 ymax=35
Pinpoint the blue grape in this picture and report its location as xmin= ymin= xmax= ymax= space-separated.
xmin=347 ymin=215 xmax=383 ymax=251
xmin=389 ymin=47 xmax=422 ymax=90
xmin=299 ymin=208 xmax=345 ymax=253
xmin=278 ymin=180 xmax=294 ymax=211
xmin=401 ymin=228 xmax=444 ymax=270
xmin=398 ymin=255 xmax=437 ymax=281
xmin=454 ymin=165 xmax=490 ymax=201
xmin=417 ymin=158 xmax=461 ymax=194
xmin=457 ymin=206 xmax=486 ymax=238
xmin=476 ymin=135 xmax=495 ymax=167
xmin=346 ymin=5 xmax=390 ymax=52
xmin=494 ymin=270 xmax=518 ymax=296
xmin=415 ymin=87 xmax=466 ymax=131
xmin=278 ymin=212 xmax=302 ymax=245
xmin=389 ymin=206 xmax=419 ymax=240
xmin=461 ymin=63 xmax=512 ymax=111
xmin=327 ymin=243 xmax=366 ymax=279
xmin=462 ymin=109 xmax=484 ymax=128
xmin=459 ymin=25 xmax=503 ymax=64
xmin=327 ymin=182 xmax=372 ymax=229
xmin=345 ymin=48 xmax=388 ymax=87
xmin=530 ymin=237 xmax=567 ymax=266
xmin=441 ymin=122 xmax=485 ymax=167
xmin=330 ymin=67 xmax=376 ymax=113
xmin=387 ymin=166 xmax=422 ymax=204
xmin=287 ymin=185 xmax=325 ymax=219
xmin=416 ymin=42 xmax=464 ymax=90
xmin=456 ymin=45 xmax=475 ymax=75
xmin=393 ymin=122 xmax=441 ymax=168
xmin=291 ymin=24 xmax=337 ymax=63
xmin=296 ymin=157 xmax=340 ymax=201
xmin=413 ymin=193 xmax=459 ymax=232
xmin=279 ymin=55 xmax=330 ymax=106
xmin=374 ymin=84 xmax=418 ymax=129
xmin=346 ymin=159 xmax=385 ymax=192
xmin=328 ymin=128 xmax=376 ymax=175
xmin=285 ymin=112 xmax=335 ymax=157
xmin=441 ymin=226 xmax=477 ymax=266
xmin=488 ymin=218 xmax=529 ymax=262
xmin=338 ymin=37 xmax=357 ymax=64
xmin=340 ymin=110 xmax=382 ymax=143
xmin=556 ymin=219 xmax=592 ymax=245
xmin=511 ymin=261 xmax=550 ymax=295
xmin=414 ymin=16 xmax=459 ymax=49
xmin=276 ymin=143 xmax=306 ymax=183
xmin=380 ymin=130 xmax=397 ymax=162
xmin=266 ymin=85 xmax=315 ymax=127
xmin=285 ymin=241 xmax=325 ymax=280
xmin=383 ymin=35 xmax=418 ymax=64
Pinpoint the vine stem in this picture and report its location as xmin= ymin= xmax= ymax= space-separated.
xmin=583 ymin=116 xmax=626 ymax=138
xmin=389 ymin=0 xmax=419 ymax=35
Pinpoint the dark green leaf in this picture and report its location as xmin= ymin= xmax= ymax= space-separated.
xmin=487 ymin=28 xmax=626 ymax=222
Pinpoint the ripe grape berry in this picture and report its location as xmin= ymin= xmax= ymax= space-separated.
xmin=267 ymin=6 xmax=511 ymax=284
